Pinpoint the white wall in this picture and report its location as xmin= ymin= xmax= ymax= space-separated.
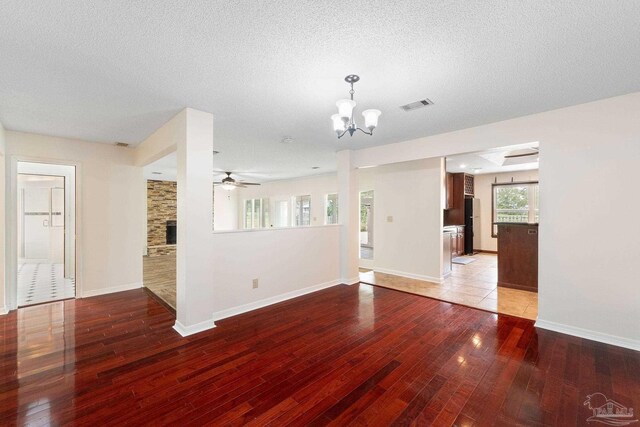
xmin=213 ymin=186 xmax=238 ymax=231
xmin=5 ymin=131 xmax=144 ymax=302
xmin=473 ymin=170 xmax=539 ymax=252
xmin=0 ymin=122 xmax=6 ymax=313
xmin=238 ymin=173 xmax=337 ymax=228
xmin=358 ymin=159 xmax=445 ymax=282
xmin=210 ymin=226 xmax=341 ymax=320
xmin=351 ymin=92 xmax=640 ymax=350
xmin=536 ymin=100 xmax=640 ymax=350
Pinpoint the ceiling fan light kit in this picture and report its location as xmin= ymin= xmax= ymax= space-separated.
xmin=331 ymin=75 xmax=381 ymax=139
xmin=214 ymin=172 xmax=261 ymax=191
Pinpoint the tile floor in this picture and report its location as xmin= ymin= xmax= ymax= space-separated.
xmin=143 ymin=253 xmax=176 ymax=309
xmin=17 ymin=262 xmax=75 ymax=307
xmin=359 ymin=253 xmax=538 ymax=320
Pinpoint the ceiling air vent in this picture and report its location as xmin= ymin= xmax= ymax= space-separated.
xmin=400 ymin=98 xmax=434 ymax=112
xmin=115 ymin=142 xmax=130 ymax=147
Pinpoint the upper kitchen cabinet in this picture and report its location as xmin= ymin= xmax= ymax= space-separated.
xmin=445 ymin=173 xmax=454 ymax=210
xmin=444 ymin=173 xmax=474 ymax=225
xmin=464 ymin=174 xmax=474 ymax=196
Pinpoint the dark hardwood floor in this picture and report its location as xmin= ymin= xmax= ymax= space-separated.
xmin=0 ymin=284 xmax=638 ymax=426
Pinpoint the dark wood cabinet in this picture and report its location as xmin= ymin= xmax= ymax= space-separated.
xmin=497 ymin=223 xmax=538 ymax=292
xmin=445 ymin=173 xmax=454 ymax=210
xmin=444 ymin=173 xmax=474 ymax=226
xmin=449 ymin=226 xmax=465 ymax=257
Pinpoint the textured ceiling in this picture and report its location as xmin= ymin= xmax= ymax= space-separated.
xmin=2 ymin=1 xmax=640 ymax=180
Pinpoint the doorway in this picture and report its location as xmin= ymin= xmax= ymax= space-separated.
xmin=16 ymin=162 xmax=76 ymax=307
xmin=360 ymin=190 xmax=374 ymax=260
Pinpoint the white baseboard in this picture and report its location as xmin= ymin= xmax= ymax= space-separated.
xmin=211 ymin=279 xmax=342 ymax=322
xmin=0 ymin=306 xmax=8 ymax=315
xmin=535 ymin=319 xmax=640 ymax=352
xmin=342 ymin=277 xmax=361 ymax=285
xmin=173 ymin=318 xmax=217 ymax=337
xmin=373 ymin=268 xmax=443 ymax=284
xmin=81 ymin=282 xmax=143 ymax=298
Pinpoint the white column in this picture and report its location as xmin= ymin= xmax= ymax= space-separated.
xmin=174 ymin=108 xmax=215 ymax=335
xmin=337 ymin=150 xmax=360 ymax=284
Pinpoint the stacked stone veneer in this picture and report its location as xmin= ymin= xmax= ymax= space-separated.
xmin=147 ymin=180 xmax=177 ymax=257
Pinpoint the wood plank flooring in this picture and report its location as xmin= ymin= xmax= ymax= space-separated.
xmin=1 ymin=284 xmax=638 ymax=426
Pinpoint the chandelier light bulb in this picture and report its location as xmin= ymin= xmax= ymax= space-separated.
xmin=336 ymin=99 xmax=356 ymax=121
xmin=362 ymin=109 xmax=381 ymax=131
xmin=331 ymin=114 xmax=345 ymax=135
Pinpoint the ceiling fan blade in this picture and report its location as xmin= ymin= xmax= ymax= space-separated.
xmin=504 ymin=152 xmax=538 ymax=159
xmin=238 ymin=182 xmax=260 ymax=186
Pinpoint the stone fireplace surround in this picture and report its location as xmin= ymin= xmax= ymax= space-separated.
xmin=147 ymin=180 xmax=176 ymax=257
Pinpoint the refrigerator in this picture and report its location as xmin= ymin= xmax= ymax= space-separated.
xmin=464 ymin=198 xmax=481 ymax=254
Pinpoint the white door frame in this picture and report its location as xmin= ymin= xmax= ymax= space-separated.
xmin=7 ymin=156 xmax=82 ymax=310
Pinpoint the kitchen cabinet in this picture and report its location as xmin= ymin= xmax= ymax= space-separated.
xmin=444 ymin=173 xmax=474 ymax=225
xmin=445 ymin=173 xmax=454 ymax=210
xmin=457 ymin=228 xmax=465 ymax=255
xmin=448 ymin=225 xmax=465 ymax=257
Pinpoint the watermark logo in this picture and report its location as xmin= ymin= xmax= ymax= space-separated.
xmin=584 ymin=393 xmax=637 ymax=426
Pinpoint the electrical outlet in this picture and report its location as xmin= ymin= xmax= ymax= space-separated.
xmin=387 ymin=216 xmax=393 ymax=223
xmin=252 ymin=278 xmax=259 ymax=289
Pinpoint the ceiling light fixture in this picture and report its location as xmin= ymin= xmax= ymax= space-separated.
xmin=331 ymin=75 xmax=381 ymax=139
xmin=460 ymin=164 xmax=467 ymax=169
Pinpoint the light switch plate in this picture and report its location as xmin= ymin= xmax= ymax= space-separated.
xmin=252 ymin=278 xmax=259 ymax=289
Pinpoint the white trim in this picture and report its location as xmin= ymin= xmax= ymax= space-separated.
xmin=342 ymin=277 xmax=360 ymax=285
xmin=0 ymin=307 xmax=8 ymax=315
xmin=212 ymin=224 xmax=340 ymax=235
xmin=211 ymin=279 xmax=342 ymax=322
xmin=535 ymin=319 xmax=640 ymax=352
xmin=173 ymin=318 xmax=217 ymax=337
xmin=373 ymin=267 xmax=443 ymax=284
xmin=7 ymin=156 xmax=83 ymax=310
xmin=81 ymin=282 xmax=142 ymax=298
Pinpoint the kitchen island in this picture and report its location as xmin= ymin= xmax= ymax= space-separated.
xmin=497 ymin=223 xmax=538 ymax=292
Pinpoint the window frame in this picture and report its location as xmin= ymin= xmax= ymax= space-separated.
xmin=325 ymin=193 xmax=338 ymax=225
xmin=293 ymin=195 xmax=311 ymax=227
xmin=244 ymin=198 xmax=270 ymax=229
xmin=491 ymin=181 xmax=539 ymax=238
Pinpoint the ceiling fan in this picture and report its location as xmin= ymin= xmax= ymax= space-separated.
xmin=214 ymin=172 xmax=260 ymax=191
xmin=504 ymin=147 xmax=539 ymax=159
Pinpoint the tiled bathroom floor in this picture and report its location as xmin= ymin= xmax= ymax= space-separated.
xmin=17 ymin=263 xmax=75 ymax=307
xmin=359 ymin=253 xmax=538 ymax=320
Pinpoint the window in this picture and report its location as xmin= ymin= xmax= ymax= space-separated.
xmin=294 ymin=195 xmax=311 ymax=226
xmin=492 ymin=182 xmax=539 ymax=237
xmin=244 ymin=198 xmax=270 ymax=229
xmin=326 ymin=193 xmax=338 ymax=224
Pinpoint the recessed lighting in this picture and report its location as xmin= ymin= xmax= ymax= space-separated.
xmin=151 ymin=172 xmax=162 ymax=175
xmin=473 ymin=168 xmax=482 ymax=173
xmin=459 ymin=164 xmax=467 ymax=169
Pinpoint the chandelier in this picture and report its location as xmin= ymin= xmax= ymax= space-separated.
xmin=331 ymin=75 xmax=381 ymax=139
